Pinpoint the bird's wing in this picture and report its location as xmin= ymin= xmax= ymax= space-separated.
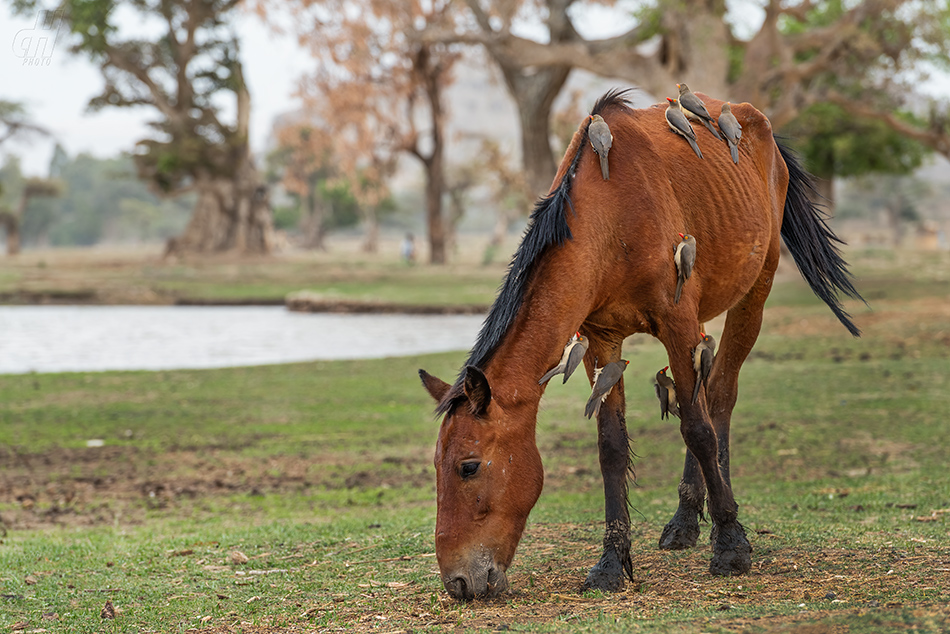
xmin=562 ymin=344 xmax=587 ymax=383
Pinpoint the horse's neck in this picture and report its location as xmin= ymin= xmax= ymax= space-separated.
xmin=482 ymin=297 xmax=586 ymax=414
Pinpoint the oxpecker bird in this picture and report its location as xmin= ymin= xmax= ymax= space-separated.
xmin=539 ymin=332 xmax=589 ymax=385
xmin=674 ymin=232 xmax=696 ymax=304
xmin=588 ymin=114 xmax=613 ymax=180
xmin=654 ymin=366 xmax=679 ymax=420
xmin=691 ymin=332 xmax=717 ymax=404
xmin=718 ymin=102 xmax=742 ymax=164
xmin=677 ymin=83 xmax=722 ymax=140
xmin=585 ymin=359 xmax=629 ymax=419
xmin=665 ymin=98 xmax=704 ymax=160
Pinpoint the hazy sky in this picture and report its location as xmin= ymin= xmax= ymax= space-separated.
xmin=1 ymin=4 xmax=311 ymax=175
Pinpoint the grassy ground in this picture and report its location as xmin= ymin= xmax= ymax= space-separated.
xmin=1 ymin=247 xmax=949 ymax=633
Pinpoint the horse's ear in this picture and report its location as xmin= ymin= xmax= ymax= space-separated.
xmin=419 ymin=369 xmax=451 ymax=403
xmin=462 ymin=366 xmax=491 ymax=417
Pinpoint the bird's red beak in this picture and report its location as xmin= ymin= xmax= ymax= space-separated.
xmin=678 ymin=232 xmax=685 ymax=239
xmin=700 ymin=332 xmax=706 ymax=337
xmin=666 ymin=97 xmax=674 ymax=103
xmin=575 ymin=331 xmax=581 ymax=337
xmin=662 ymin=366 xmax=669 ymax=372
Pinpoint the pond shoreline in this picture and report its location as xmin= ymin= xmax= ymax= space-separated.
xmin=0 ymin=290 xmax=489 ymax=314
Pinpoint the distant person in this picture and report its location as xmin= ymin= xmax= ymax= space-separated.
xmin=401 ymin=232 xmax=416 ymax=265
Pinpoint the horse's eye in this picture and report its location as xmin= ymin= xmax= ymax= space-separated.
xmin=459 ymin=461 xmax=480 ymax=479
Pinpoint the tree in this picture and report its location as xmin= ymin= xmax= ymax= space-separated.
xmin=282 ymin=0 xmax=461 ymax=264
xmin=13 ymin=0 xmax=275 ymax=256
xmin=0 ymin=176 xmax=61 ymax=255
xmin=784 ymin=102 xmax=930 ymax=208
xmin=420 ymin=0 xmax=950 ymax=191
xmin=271 ymin=122 xmax=335 ymax=250
xmin=0 ymin=100 xmax=47 ymax=148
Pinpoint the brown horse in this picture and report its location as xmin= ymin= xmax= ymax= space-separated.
xmin=420 ymin=89 xmax=862 ymax=600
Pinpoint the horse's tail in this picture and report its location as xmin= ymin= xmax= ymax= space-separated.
xmin=776 ymin=138 xmax=865 ymax=337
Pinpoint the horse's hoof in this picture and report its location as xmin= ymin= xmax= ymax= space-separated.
xmin=709 ymin=522 xmax=752 ymax=576
xmin=659 ymin=515 xmax=700 ymax=550
xmin=584 ymin=549 xmax=628 ymax=592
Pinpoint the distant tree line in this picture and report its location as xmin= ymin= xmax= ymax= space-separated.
xmin=3 ymin=0 xmax=949 ymax=260
xmin=0 ymin=147 xmax=193 ymax=249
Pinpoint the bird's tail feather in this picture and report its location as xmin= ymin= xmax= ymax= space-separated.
xmin=729 ymin=142 xmax=738 ymax=164
xmin=674 ymin=279 xmax=683 ymax=304
xmin=600 ymin=154 xmax=609 ymax=180
xmin=688 ymin=137 xmax=703 ymax=160
xmin=704 ymin=120 xmax=722 ymax=140
xmin=691 ymin=377 xmax=701 ymax=404
xmin=538 ymin=366 xmax=561 ymax=385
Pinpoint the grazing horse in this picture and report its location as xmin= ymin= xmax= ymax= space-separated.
xmin=419 ymin=89 xmax=862 ymax=600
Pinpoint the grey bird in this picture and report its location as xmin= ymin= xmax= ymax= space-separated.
xmin=674 ymin=232 xmax=697 ymax=304
xmin=588 ymin=114 xmax=613 ymax=180
xmin=585 ymin=359 xmax=629 ymax=419
xmin=665 ymin=98 xmax=703 ymax=160
xmin=718 ymin=102 xmax=742 ymax=164
xmin=539 ymin=331 xmax=589 ymax=385
xmin=654 ymin=366 xmax=679 ymax=420
xmin=677 ymin=83 xmax=722 ymax=140
xmin=691 ymin=332 xmax=717 ymax=404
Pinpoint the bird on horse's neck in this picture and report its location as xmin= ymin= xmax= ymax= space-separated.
xmin=476 ymin=288 xmax=590 ymax=422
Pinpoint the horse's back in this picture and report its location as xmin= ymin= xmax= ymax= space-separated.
xmin=566 ymin=96 xmax=788 ymax=327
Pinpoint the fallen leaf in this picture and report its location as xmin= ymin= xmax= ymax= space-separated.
xmin=100 ymin=599 xmax=115 ymax=619
xmin=24 ymin=575 xmax=37 ymax=586
xmin=229 ymin=551 xmax=249 ymax=565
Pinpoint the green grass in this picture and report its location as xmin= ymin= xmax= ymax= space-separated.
xmin=1 ymin=248 xmax=950 ymax=632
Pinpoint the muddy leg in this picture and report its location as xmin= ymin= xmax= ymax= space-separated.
xmin=583 ymin=340 xmax=633 ymax=592
xmin=658 ymin=449 xmax=705 ymax=550
xmin=664 ymin=327 xmax=751 ymax=576
xmin=702 ymin=268 xmax=774 ymax=572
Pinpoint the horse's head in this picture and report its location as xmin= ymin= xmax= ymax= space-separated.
xmin=420 ymin=366 xmax=544 ymax=600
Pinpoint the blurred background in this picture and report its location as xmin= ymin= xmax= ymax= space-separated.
xmin=1 ymin=0 xmax=949 ymax=263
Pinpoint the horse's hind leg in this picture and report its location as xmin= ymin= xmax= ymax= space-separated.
xmin=661 ymin=313 xmax=753 ymax=576
xmin=659 ymin=450 xmax=704 ymax=550
xmin=582 ymin=335 xmax=633 ymax=592
xmin=702 ymin=269 xmax=775 ymax=573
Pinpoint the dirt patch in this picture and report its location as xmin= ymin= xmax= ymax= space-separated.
xmin=178 ymin=529 xmax=950 ymax=633
xmin=0 ymin=446 xmax=431 ymax=530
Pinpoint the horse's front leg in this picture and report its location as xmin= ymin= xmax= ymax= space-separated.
xmin=582 ymin=337 xmax=633 ymax=592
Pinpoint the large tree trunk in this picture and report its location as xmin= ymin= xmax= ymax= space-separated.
xmin=499 ymin=64 xmax=572 ymax=197
xmin=166 ymin=164 xmax=274 ymax=257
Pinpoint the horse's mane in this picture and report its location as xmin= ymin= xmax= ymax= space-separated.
xmin=435 ymin=89 xmax=633 ymax=416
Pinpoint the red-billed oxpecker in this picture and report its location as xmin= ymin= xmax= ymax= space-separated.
xmin=674 ymin=232 xmax=697 ymax=304
xmin=588 ymin=114 xmax=613 ymax=180
xmin=665 ymin=98 xmax=703 ymax=159
xmin=718 ymin=102 xmax=743 ymax=164
xmin=654 ymin=366 xmax=680 ymax=420
xmin=539 ymin=331 xmax=589 ymax=385
xmin=677 ymin=83 xmax=722 ymax=140
xmin=692 ymin=332 xmax=717 ymax=404
xmin=585 ymin=359 xmax=629 ymax=419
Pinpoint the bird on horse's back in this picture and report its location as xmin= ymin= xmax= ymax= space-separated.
xmin=420 ymin=88 xmax=862 ymax=600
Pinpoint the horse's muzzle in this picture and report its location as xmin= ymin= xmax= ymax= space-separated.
xmin=443 ymin=564 xmax=509 ymax=600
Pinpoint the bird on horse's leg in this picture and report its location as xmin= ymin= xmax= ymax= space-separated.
xmin=663 ymin=325 xmax=752 ymax=576
xmin=583 ymin=338 xmax=634 ymax=592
